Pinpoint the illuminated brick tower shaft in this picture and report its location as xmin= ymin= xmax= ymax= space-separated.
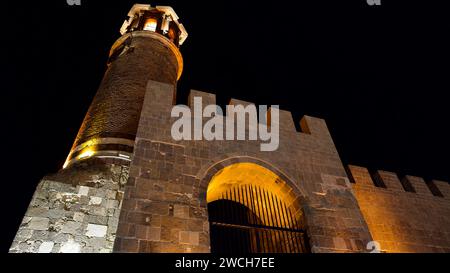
xmin=65 ymin=5 xmax=187 ymax=167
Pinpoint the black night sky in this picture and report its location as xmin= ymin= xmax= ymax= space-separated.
xmin=1 ymin=0 xmax=449 ymax=252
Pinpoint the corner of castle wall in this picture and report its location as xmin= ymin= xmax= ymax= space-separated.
xmin=145 ymin=80 xmax=176 ymax=108
xmin=300 ymin=115 xmax=329 ymax=136
xmin=135 ymin=80 xmax=177 ymax=142
xmin=274 ymin=108 xmax=297 ymax=133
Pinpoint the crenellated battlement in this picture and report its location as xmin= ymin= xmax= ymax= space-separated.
xmin=181 ymin=89 xmax=330 ymax=138
xmin=348 ymin=164 xmax=450 ymax=252
xmin=347 ymin=165 xmax=450 ymax=200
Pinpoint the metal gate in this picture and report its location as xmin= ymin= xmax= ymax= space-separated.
xmin=208 ymin=184 xmax=310 ymax=253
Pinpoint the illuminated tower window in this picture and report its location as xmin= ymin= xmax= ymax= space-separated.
xmin=143 ymin=18 xmax=157 ymax=32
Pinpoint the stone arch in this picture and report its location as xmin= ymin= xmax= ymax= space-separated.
xmin=197 ymin=156 xmax=310 ymax=252
xmin=198 ymin=157 xmax=307 ymax=206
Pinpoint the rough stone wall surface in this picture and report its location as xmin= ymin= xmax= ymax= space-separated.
xmin=9 ymin=161 xmax=129 ymax=253
xmin=348 ymin=165 xmax=450 ymax=253
xmin=113 ymin=80 xmax=373 ymax=253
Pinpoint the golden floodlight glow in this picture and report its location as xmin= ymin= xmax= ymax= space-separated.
xmin=207 ymin=163 xmax=283 ymax=203
xmin=62 ymin=159 xmax=70 ymax=169
xmin=143 ymin=18 xmax=157 ymax=32
xmin=62 ymin=139 xmax=100 ymax=169
xmin=206 ymin=162 xmax=302 ymax=228
xmin=77 ymin=148 xmax=95 ymax=160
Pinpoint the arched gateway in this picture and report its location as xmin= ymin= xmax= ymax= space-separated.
xmin=205 ymin=162 xmax=310 ymax=253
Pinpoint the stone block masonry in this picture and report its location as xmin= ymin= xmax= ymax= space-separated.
xmin=11 ymin=79 xmax=450 ymax=253
xmin=112 ymin=80 xmax=374 ymax=253
xmin=9 ymin=161 xmax=129 ymax=253
xmin=348 ymin=165 xmax=450 ymax=252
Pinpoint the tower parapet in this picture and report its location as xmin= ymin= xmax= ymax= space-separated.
xmin=119 ymin=5 xmax=188 ymax=46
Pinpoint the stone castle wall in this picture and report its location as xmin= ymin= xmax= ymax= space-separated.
xmin=348 ymin=165 xmax=450 ymax=252
xmin=11 ymin=79 xmax=450 ymax=253
xmin=9 ymin=160 xmax=129 ymax=253
xmin=112 ymin=80 xmax=374 ymax=253
xmin=10 ymin=79 xmax=450 ymax=253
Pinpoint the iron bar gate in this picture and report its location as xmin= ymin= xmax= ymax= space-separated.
xmin=208 ymin=184 xmax=310 ymax=253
